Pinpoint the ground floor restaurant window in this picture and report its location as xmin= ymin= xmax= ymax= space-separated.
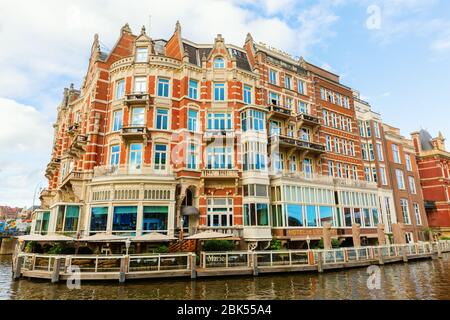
xmin=271 ymin=205 xmax=283 ymax=227
xmin=286 ymin=204 xmax=303 ymax=227
xmin=143 ymin=206 xmax=168 ymax=233
xmin=244 ymin=203 xmax=269 ymax=226
xmin=90 ymin=207 xmax=108 ymax=232
xmin=34 ymin=211 xmax=50 ymax=235
xmin=342 ymin=207 xmax=380 ymax=227
xmin=207 ymin=198 xmax=233 ymax=227
xmin=319 ymin=206 xmax=334 ymax=226
xmin=55 ymin=205 xmax=80 ymax=233
xmin=113 ymin=206 xmax=137 ymax=232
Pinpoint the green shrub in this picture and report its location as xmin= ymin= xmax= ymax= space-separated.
xmin=314 ymin=238 xmax=340 ymax=249
xmin=440 ymin=236 xmax=450 ymax=241
xmin=155 ymin=245 xmax=169 ymax=253
xmin=203 ymin=240 xmax=235 ymax=252
xmin=268 ymin=239 xmax=283 ymax=250
xmin=25 ymin=241 xmax=39 ymax=253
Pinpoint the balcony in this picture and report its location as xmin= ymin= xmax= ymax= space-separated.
xmin=67 ymin=123 xmax=79 ymax=136
xmin=59 ymin=170 xmax=87 ymax=188
xmin=333 ymin=177 xmax=378 ymax=190
xmin=267 ymin=104 xmax=292 ymax=119
xmin=67 ymin=134 xmax=87 ymax=158
xmin=196 ymin=226 xmax=243 ymax=238
xmin=243 ymin=227 xmax=273 ymax=241
xmin=201 ymin=168 xmax=239 ymax=179
xmin=297 ymin=113 xmax=321 ymax=129
xmin=45 ymin=158 xmax=61 ymax=178
xmin=271 ymin=171 xmax=335 ymax=185
xmin=125 ymin=93 xmax=150 ymax=106
xmin=269 ymin=135 xmax=326 ymax=155
xmin=93 ymin=165 xmax=174 ymax=179
xmin=120 ymin=126 xmax=149 ymax=142
xmin=203 ymin=130 xmax=235 ymax=142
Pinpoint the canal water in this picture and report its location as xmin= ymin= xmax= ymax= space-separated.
xmin=1 ymin=254 xmax=449 ymax=300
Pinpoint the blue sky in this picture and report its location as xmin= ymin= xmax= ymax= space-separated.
xmin=1 ymin=0 xmax=450 ymax=207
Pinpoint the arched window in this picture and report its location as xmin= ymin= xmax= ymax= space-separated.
xmin=214 ymin=57 xmax=225 ymax=69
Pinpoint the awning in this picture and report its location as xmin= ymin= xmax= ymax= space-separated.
xmin=185 ymin=231 xmax=233 ymax=240
xmin=131 ymin=232 xmax=177 ymax=242
xmin=77 ymin=233 xmax=129 ymax=242
xmin=181 ymin=206 xmax=199 ymax=216
xmin=17 ymin=234 xmax=74 ymax=242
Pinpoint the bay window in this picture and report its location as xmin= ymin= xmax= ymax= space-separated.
xmin=55 ymin=205 xmax=80 ymax=233
xmin=244 ymin=203 xmax=269 ymax=226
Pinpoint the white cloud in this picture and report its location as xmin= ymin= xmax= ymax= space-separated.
xmin=0 ymin=98 xmax=53 ymax=207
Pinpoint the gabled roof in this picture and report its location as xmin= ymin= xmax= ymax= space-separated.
xmin=181 ymin=40 xmax=252 ymax=72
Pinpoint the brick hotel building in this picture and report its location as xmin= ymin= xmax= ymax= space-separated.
xmin=31 ymin=22 xmax=429 ymax=250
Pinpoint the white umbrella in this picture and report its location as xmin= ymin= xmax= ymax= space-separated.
xmin=77 ymin=233 xmax=129 ymax=242
xmin=132 ymin=232 xmax=177 ymax=242
xmin=185 ymin=231 xmax=233 ymax=240
xmin=17 ymin=234 xmax=74 ymax=241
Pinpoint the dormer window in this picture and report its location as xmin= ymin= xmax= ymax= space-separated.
xmin=136 ymin=47 xmax=148 ymax=63
xmin=214 ymin=57 xmax=225 ymax=69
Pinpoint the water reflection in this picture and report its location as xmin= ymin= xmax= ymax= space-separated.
xmin=1 ymin=254 xmax=449 ymax=300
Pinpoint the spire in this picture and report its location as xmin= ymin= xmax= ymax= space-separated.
xmin=121 ymin=23 xmax=132 ymax=34
xmin=245 ymin=32 xmax=253 ymax=43
xmin=175 ymin=20 xmax=181 ymax=34
xmin=215 ymin=34 xmax=224 ymax=43
xmin=141 ymin=25 xmax=146 ymax=36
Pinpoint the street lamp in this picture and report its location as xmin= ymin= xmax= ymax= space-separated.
xmin=125 ymin=238 xmax=131 ymax=256
xmin=179 ymin=216 xmax=185 ymax=241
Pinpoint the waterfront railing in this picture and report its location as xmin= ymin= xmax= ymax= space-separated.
xmin=14 ymin=241 xmax=450 ymax=281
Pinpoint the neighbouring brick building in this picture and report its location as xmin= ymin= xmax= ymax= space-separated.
xmin=32 ymin=22 xmax=431 ymax=249
xmin=383 ymin=125 xmax=428 ymax=242
xmin=411 ymin=130 xmax=450 ymax=237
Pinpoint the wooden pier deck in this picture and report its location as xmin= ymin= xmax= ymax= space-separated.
xmin=11 ymin=241 xmax=450 ymax=282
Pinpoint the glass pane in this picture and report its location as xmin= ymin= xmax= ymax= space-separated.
xmin=287 ymin=204 xmax=303 ymax=227
xmin=113 ymin=206 xmax=137 ymax=231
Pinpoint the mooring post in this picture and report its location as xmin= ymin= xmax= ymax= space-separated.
xmin=317 ymin=251 xmax=323 ymax=273
xmin=190 ymin=253 xmax=197 ymax=279
xmin=402 ymin=247 xmax=408 ymax=263
xmin=119 ymin=255 xmax=128 ymax=283
xmin=437 ymin=242 xmax=443 ymax=259
xmin=377 ymin=247 xmax=384 ymax=265
xmin=252 ymin=252 xmax=258 ymax=276
xmin=51 ymin=257 xmax=61 ymax=283
xmin=13 ymin=256 xmax=24 ymax=280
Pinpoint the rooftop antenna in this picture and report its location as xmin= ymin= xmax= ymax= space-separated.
xmin=148 ymin=14 xmax=152 ymax=37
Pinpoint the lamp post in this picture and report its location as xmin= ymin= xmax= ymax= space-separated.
xmin=125 ymin=238 xmax=131 ymax=256
xmin=306 ymin=235 xmax=311 ymax=250
xmin=179 ymin=216 xmax=185 ymax=241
